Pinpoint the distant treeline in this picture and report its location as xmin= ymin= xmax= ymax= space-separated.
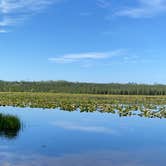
xmin=0 ymin=81 xmax=166 ymax=95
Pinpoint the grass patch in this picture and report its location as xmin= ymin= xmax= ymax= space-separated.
xmin=0 ymin=113 xmax=21 ymax=139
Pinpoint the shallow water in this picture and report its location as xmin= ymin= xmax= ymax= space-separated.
xmin=0 ymin=106 xmax=166 ymax=166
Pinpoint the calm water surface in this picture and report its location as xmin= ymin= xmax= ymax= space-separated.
xmin=0 ymin=106 xmax=166 ymax=166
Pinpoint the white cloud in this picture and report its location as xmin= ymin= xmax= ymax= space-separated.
xmin=49 ymin=50 xmax=126 ymax=64
xmin=96 ymin=0 xmax=111 ymax=8
xmin=123 ymin=55 xmax=140 ymax=64
xmin=115 ymin=0 xmax=166 ymax=18
xmin=0 ymin=29 xmax=8 ymax=33
xmin=0 ymin=0 xmax=59 ymax=31
xmin=0 ymin=0 xmax=53 ymax=14
xmin=0 ymin=16 xmax=20 ymax=27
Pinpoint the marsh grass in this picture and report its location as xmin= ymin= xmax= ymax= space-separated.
xmin=0 ymin=113 xmax=21 ymax=139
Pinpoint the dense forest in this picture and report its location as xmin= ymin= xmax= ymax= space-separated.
xmin=0 ymin=80 xmax=166 ymax=95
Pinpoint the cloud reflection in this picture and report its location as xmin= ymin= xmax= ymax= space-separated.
xmin=51 ymin=121 xmax=118 ymax=135
xmin=0 ymin=149 xmax=165 ymax=166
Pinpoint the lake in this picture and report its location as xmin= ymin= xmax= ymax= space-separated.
xmin=0 ymin=106 xmax=166 ymax=166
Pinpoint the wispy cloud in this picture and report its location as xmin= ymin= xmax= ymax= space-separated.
xmin=0 ymin=0 xmax=59 ymax=32
xmin=123 ymin=55 xmax=140 ymax=64
xmin=96 ymin=0 xmax=111 ymax=8
xmin=49 ymin=50 xmax=126 ymax=64
xmin=0 ymin=29 xmax=8 ymax=33
xmin=115 ymin=0 xmax=166 ymax=18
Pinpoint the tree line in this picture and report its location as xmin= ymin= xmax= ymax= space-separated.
xmin=0 ymin=80 xmax=166 ymax=95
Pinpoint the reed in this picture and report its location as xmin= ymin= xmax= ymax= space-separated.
xmin=0 ymin=113 xmax=21 ymax=139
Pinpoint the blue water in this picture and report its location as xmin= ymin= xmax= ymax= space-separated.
xmin=0 ymin=106 xmax=166 ymax=166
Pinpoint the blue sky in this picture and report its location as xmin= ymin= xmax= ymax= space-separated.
xmin=0 ymin=0 xmax=166 ymax=83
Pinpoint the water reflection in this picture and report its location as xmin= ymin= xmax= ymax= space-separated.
xmin=0 ymin=107 xmax=166 ymax=166
xmin=52 ymin=121 xmax=118 ymax=135
xmin=0 ymin=149 xmax=165 ymax=166
xmin=0 ymin=113 xmax=21 ymax=139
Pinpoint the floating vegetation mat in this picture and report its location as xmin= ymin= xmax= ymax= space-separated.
xmin=0 ymin=92 xmax=166 ymax=118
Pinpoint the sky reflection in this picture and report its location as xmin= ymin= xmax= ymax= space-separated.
xmin=0 ymin=149 xmax=166 ymax=166
xmin=0 ymin=107 xmax=166 ymax=165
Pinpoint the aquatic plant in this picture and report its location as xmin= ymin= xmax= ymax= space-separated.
xmin=0 ymin=113 xmax=21 ymax=139
xmin=0 ymin=92 xmax=166 ymax=118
